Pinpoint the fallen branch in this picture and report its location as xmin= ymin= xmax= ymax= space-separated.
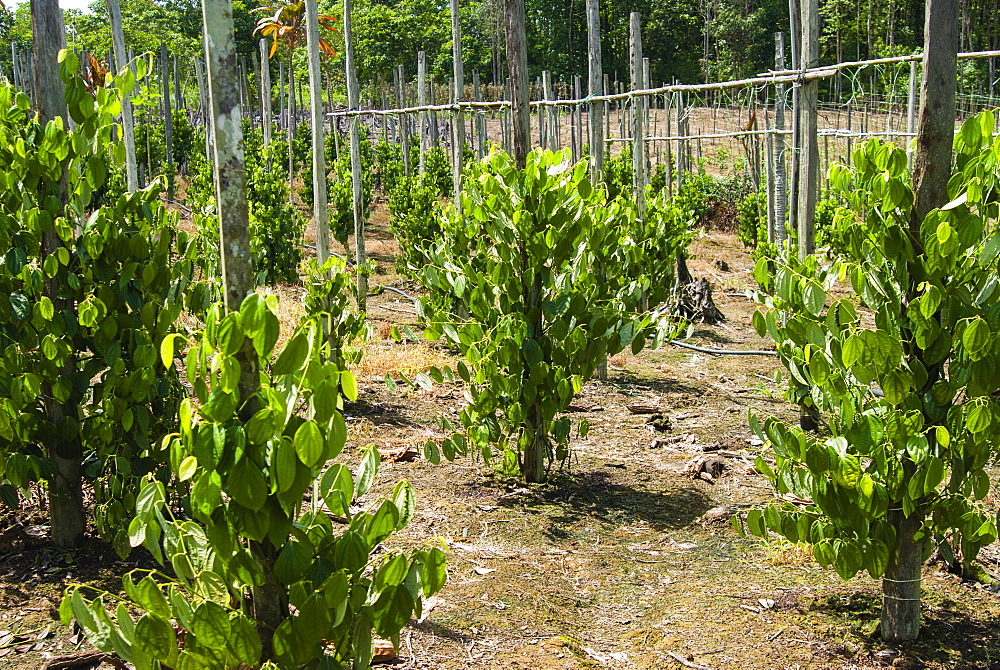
xmin=41 ymin=651 xmax=128 ymax=670
xmin=667 ymin=651 xmax=714 ymax=670
xmin=671 ymin=340 xmax=779 ymax=356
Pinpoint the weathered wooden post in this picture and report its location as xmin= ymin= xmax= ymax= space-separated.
xmin=418 ymin=51 xmax=427 ymax=175
xmin=882 ymin=0 xmax=957 ymax=644
xmin=773 ymin=31 xmax=789 ymax=243
xmin=259 ymin=38 xmax=272 ymax=146
xmin=586 ymin=0 xmax=603 ymax=183
xmin=796 ymin=0 xmax=818 ymax=259
xmin=630 ymin=13 xmax=646 ymax=217
xmin=396 ymin=64 xmax=411 ymax=176
xmin=160 ymin=43 xmax=175 ymax=198
xmin=32 ymin=0 xmax=86 ymax=551
xmin=108 ymin=0 xmax=138 ymax=192
xmin=450 ymin=0 xmax=464 ymax=204
xmin=305 ymin=0 xmax=330 ymax=264
xmin=473 ymin=70 xmax=487 ymax=158
xmin=906 ymin=59 xmax=918 ymax=169
xmin=344 ymin=0 xmax=367 ymax=309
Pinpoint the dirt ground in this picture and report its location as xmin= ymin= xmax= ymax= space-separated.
xmin=1 ymin=207 xmax=999 ymax=669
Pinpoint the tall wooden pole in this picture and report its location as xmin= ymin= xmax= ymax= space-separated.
xmin=343 ymin=0 xmax=367 ymax=309
xmin=450 ymin=0 xmax=465 ymax=203
xmin=108 ymin=0 xmax=138 ymax=192
xmin=774 ymin=31 xmax=789 ymax=243
xmin=795 ymin=0 xmax=818 ymax=259
xmin=32 ymin=0 xmax=86 ymax=551
xmin=882 ymin=0 xmax=957 ymax=645
xmin=305 ymin=0 xmax=330 ymax=264
xmin=418 ymin=51 xmax=427 ymax=175
xmin=396 ymin=64 xmax=411 ymax=176
xmin=259 ymin=39 xmax=272 ymax=146
xmin=504 ymin=0 xmax=530 ymax=169
xmin=906 ymin=59 xmax=918 ymax=169
xmin=160 ymin=43 xmax=174 ymax=198
xmin=630 ymin=12 xmax=645 ymax=217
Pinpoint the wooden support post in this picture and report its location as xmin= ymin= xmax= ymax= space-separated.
xmin=504 ymin=0 xmax=529 ymax=168
xmin=906 ymin=59 xmax=917 ymax=169
xmin=429 ymin=74 xmax=439 ymax=147
xmin=160 ymin=43 xmax=174 ymax=198
xmin=195 ymin=56 xmax=211 ymax=162
xmin=450 ymin=0 xmax=465 ymax=204
xmin=630 ymin=12 xmax=645 ymax=217
xmin=418 ymin=51 xmax=427 ymax=175
xmin=572 ymin=75 xmax=582 ymax=162
xmin=343 ymin=0 xmax=367 ymax=309
xmin=173 ymin=54 xmax=183 ymax=110
xmin=32 ymin=0 xmax=86 ymax=552
xmin=788 ymin=0 xmax=800 ymax=241
xmin=395 ymin=65 xmax=411 ymax=176
xmin=773 ymin=31 xmax=788 ymax=243
xmin=543 ymin=70 xmax=556 ymax=151
xmin=278 ymin=61 xmax=285 ymax=132
xmin=796 ymin=0 xmax=818 ymax=259
xmin=259 ymin=38 xmax=272 ymax=146
xmin=305 ymin=0 xmax=330 ymax=264
xmin=108 ymin=0 xmax=138 ymax=192
xmin=473 ymin=70 xmax=487 ymax=158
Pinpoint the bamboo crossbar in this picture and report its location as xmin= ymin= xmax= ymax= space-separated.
xmin=759 ymin=49 xmax=1000 ymax=79
xmin=605 ymin=128 xmax=916 ymax=143
xmin=326 ymin=49 xmax=1000 ymax=120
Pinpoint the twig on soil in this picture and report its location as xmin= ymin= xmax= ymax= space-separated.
xmin=671 ymin=340 xmax=779 ymax=356
xmin=375 ymin=304 xmax=416 ymax=315
xmin=41 ymin=651 xmax=128 ymax=670
xmin=667 ymin=651 xmax=714 ymax=670
xmin=767 ymin=629 xmax=784 ymax=642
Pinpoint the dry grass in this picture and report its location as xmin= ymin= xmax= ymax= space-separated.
xmin=761 ymin=537 xmax=817 ymax=567
xmin=350 ymin=340 xmax=454 ymax=381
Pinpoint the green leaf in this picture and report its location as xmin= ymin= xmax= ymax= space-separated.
xmin=803 ymin=281 xmax=826 ymax=315
xmin=341 ymin=370 xmax=358 ymax=401
xmin=274 ymin=537 xmax=313 ymax=585
xmin=293 ymin=420 xmax=325 ymax=468
xmin=228 ymin=459 xmax=267 ymax=511
xmin=354 ymin=445 xmax=380 ymax=498
xmin=134 ymin=577 xmax=171 ymax=619
xmin=271 ymin=331 xmax=308 ymax=376
xmin=422 ymin=546 xmax=447 ymax=596
xmin=320 ymin=464 xmax=354 ymax=517
xmin=190 ymin=601 xmax=231 ymax=649
xmin=135 ymin=613 xmax=176 ymax=659
xmin=178 ymin=456 xmax=198 ymax=482
xmin=963 ymin=317 xmax=990 ymax=355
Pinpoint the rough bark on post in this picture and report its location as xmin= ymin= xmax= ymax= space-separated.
xmin=795 ymin=0 xmax=818 ymax=259
xmin=630 ymin=12 xmax=645 ymax=217
xmin=202 ymin=0 xmax=274 ymax=647
xmin=504 ymin=0 xmax=529 ymax=169
xmin=473 ymin=70 xmax=486 ymax=159
xmin=173 ymin=54 xmax=183 ymax=111
xmin=906 ymin=59 xmax=918 ymax=169
xmin=160 ymin=43 xmax=174 ymax=198
xmin=259 ymin=38 xmax=272 ymax=147
xmin=304 ymin=0 xmax=330 ymax=264
xmin=32 ymin=0 xmax=86 ymax=551
xmin=195 ymin=56 xmax=212 ymax=162
xmin=773 ymin=31 xmax=788 ymax=243
xmin=343 ymin=0 xmax=367 ymax=310
xmin=450 ymin=0 xmax=464 ymax=205
xmin=108 ymin=0 xmax=138 ymax=192
xmin=418 ymin=51 xmax=427 ymax=175
xmin=395 ymin=65 xmax=411 ymax=176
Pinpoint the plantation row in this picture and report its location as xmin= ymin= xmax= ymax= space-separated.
xmin=3 ymin=6 xmax=1000 ymax=664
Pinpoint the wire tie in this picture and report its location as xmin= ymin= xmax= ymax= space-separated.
xmin=881 ymin=578 xmax=921 ymax=583
xmin=882 ymin=595 xmax=922 ymax=602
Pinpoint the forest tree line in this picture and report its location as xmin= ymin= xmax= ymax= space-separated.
xmin=1 ymin=0 xmax=999 ymax=101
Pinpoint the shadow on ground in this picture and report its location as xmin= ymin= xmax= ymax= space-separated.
xmin=809 ymin=588 xmax=1000 ymax=668
xmin=492 ymin=468 xmax=714 ymax=535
